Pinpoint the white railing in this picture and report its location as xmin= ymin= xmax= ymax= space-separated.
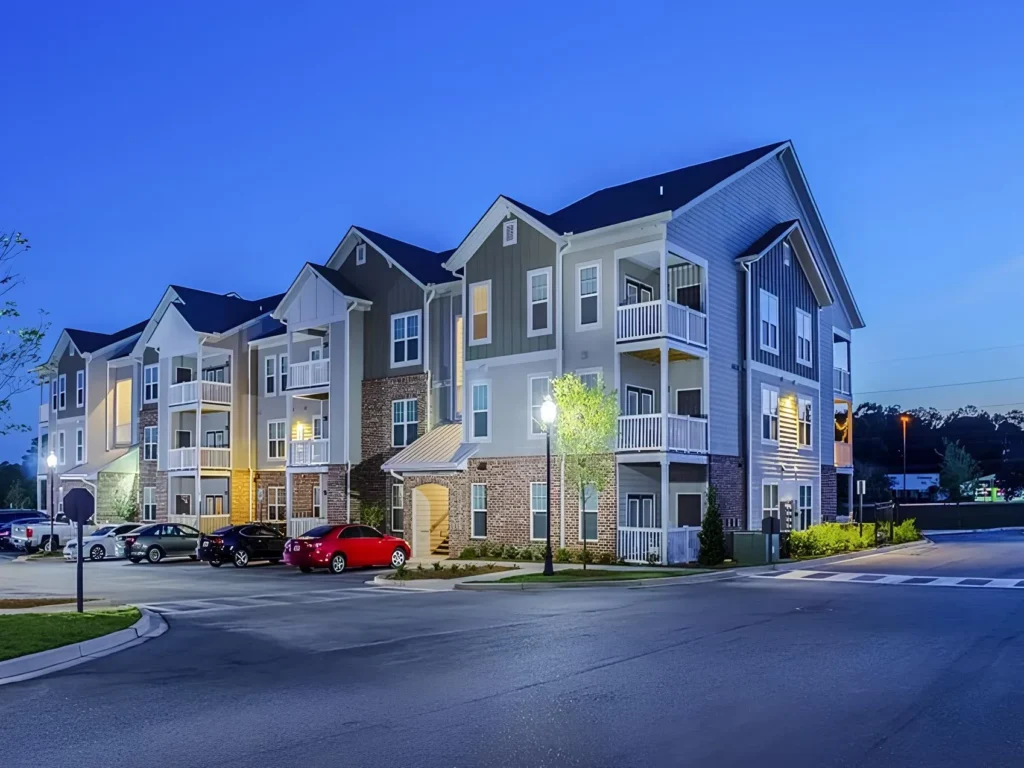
xmin=667 ymin=526 xmax=701 ymax=564
xmin=114 ymin=423 xmax=132 ymax=445
xmin=834 ymin=367 xmax=851 ymax=395
xmin=168 ymin=381 xmax=197 ymax=406
xmin=200 ymin=447 xmax=231 ymax=469
xmin=167 ymin=514 xmax=197 ymax=528
xmin=617 ymin=414 xmax=709 ymax=453
xmin=168 ymin=447 xmax=197 ymax=470
xmin=201 ymin=380 xmax=232 ymax=405
xmin=290 ymin=438 xmax=329 ymax=466
xmin=616 ymin=300 xmax=708 ymax=347
xmin=835 ymin=441 xmax=853 ymax=467
xmin=618 ymin=526 xmax=663 ymax=565
xmin=39 ymin=403 xmax=49 ymax=423
xmin=289 ymin=359 xmax=330 ymax=389
xmin=288 ymin=516 xmax=323 ymax=538
xmin=198 ymin=514 xmax=230 ymax=534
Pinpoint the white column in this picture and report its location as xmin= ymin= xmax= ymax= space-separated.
xmin=195 ymin=339 xmax=203 ymax=525
xmin=285 ymin=469 xmax=293 ymax=534
xmin=660 ymin=342 xmax=669 ymax=450
xmin=285 ymin=378 xmax=293 ymax=526
xmin=660 ymin=456 xmax=670 ymax=565
xmin=659 ymin=242 xmax=669 ymax=332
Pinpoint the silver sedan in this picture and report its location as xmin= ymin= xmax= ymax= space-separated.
xmin=63 ymin=523 xmax=142 ymax=562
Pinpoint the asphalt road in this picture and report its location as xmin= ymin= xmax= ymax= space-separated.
xmin=3 ymin=536 xmax=1024 ymax=767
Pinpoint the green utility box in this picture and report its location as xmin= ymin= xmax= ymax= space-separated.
xmin=731 ymin=532 xmax=780 ymax=565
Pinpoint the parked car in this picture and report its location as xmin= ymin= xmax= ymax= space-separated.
xmin=0 ymin=512 xmax=48 ymax=550
xmin=63 ymin=523 xmax=141 ymax=562
xmin=10 ymin=515 xmax=96 ymax=553
xmin=283 ymin=524 xmax=410 ymax=574
xmin=198 ymin=524 xmax=287 ymax=568
xmin=125 ymin=523 xmax=201 ymax=564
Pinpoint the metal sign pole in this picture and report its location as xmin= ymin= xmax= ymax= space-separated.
xmin=76 ymin=520 xmax=84 ymax=613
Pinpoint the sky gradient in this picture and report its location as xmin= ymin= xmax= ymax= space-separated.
xmin=4 ymin=0 xmax=1024 ymax=461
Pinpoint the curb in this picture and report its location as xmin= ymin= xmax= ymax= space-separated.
xmin=770 ymin=540 xmax=932 ymax=571
xmin=454 ymin=570 xmax=738 ymax=591
xmin=922 ymin=527 xmax=1024 ymax=536
xmin=0 ymin=607 xmax=167 ymax=687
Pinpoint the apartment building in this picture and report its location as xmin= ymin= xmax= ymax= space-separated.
xmin=382 ymin=141 xmax=864 ymax=563
xmin=36 ymin=320 xmax=148 ymax=518
xmin=129 ymin=286 xmax=281 ymax=532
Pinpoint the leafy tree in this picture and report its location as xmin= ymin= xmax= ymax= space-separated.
xmin=360 ymin=502 xmax=385 ymax=531
xmin=109 ymin=480 xmax=139 ymax=522
xmin=551 ymin=373 xmax=618 ymax=569
xmin=0 ymin=232 xmax=48 ymax=434
xmin=4 ymin=479 xmax=30 ymax=509
xmin=939 ymin=439 xmax=981 ymax=504
xmin=996 ymin=461 xmax=1024 ymax=502
xmin=697 ymin=485 xmax=726 ymax=566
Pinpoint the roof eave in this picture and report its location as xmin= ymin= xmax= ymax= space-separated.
xmin=444 ymin=196 xmax=563 ymax=272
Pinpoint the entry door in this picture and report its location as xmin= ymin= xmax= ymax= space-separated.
xmin=675 ymin=494 xmax=702 ymax=527
xmin=414 ymin=493 xmax=431 ymax=559
xmin=627 ymin=494 xmax=656 ymax=528
xmin=676 ymin=389 xmax=701 ymax=417
xmin=624 ymin=279 xmax=653 ymax=306
xmin=625 ymin=386 xmax=655 ymax=416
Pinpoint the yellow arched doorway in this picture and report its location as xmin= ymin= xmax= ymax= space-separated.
xmin=411 ymin=484 xmax=450 ymax=559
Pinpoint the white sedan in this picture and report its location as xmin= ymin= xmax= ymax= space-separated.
xmin=63 ymin=523 xmax=142 ymax=562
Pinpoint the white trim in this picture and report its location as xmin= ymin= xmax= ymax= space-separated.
xmin=390 ymin=309 xmax=423 ymax=369
xmin=74 ymin=427 xmax=84 ymax=465
xmin=761 ymin=479 xmax=780 ymax=521
xmin=443 ymin=198 xmax=561 ymax=273
xmin=575 ymin=260 xmax=602 ymax=331
xmin=758 ymin=289 xmax=779 ymax=355
xmin=267 ymin=419 xmax=286 ymax=461
xmin=463 ymin=348 xmax=557 ymax=371
xmin=278 ymin=352 xmax=289 ymax=393
xmin=666 ymin=244 xmax=709 ymax=270
xmin=75 ymin=370 xmax=85 ymax=408
xmin=391 ymin=398 xmax=419 ymax=448
xmin=355 ymin=243 xmax=366 ymax=265
xmin=527 ymin=373 xmax=552 ymax=440
xmin=749 ymin=361 xmax=821 ymax=391
xmin=613 ymin=240 xmax=663 ymax=262
xmin=57 ymin=430 xmax=66 ymax=465
xmin=264 ymin=354 xmax=277 ymax=397
xmin=470 ymin=483 xmax=487 ymax=539
xmin=832 ymin=325 xmax=851 ymax=341
xmin=624 ymin=385 xmax=655 ymax=416
xmin=760 ymin=384 xmax=779 ymax=445
xmin=525 ymin=266 xmax=553 ymax=338
xmin=469 ymin=379 xmax=491 ymax=442
xmin=143 ymin=363 xmax=159 ymax=403
xmin=389 ymin=481 xmax=402 ymax=532
xmin=502 ymin=218 xmax=518 ymax=246
xmin=143 ymin=425 xmax=158 ymax=461
xmin=58 ymin=374 xmax=67 ymax=411
xmin=798 ymin=396 xmax=813 ymax=450
xmin=468 ymin=280 xmax=492 ymax=346
xmin=576 ymin=366 xmax=602 ymax=390
xmin=673 ymin=386 xmax=703 ymax=416
xmin=673 ymin=491 xmax=705 ymax=528
xmin=671 ymin=143 xmax=788 ymax=220
xmin=529 ymin=481 xmax=548 ymax=542
xmin=795 ymin=308 xmax=813 ymax=368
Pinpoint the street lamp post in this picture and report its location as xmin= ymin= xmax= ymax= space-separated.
xmin=540 ymin=396 xmax=557 ymax=577
xmin=900 ymin=415 xmax=909 ymax=498
xmin=46 ymin=452 xmax=57 ymax=550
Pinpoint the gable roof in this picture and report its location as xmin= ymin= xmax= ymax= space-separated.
xmin=168 ymin=286 xmax=284 ymax=335
xmin=65 ymin=319 xmax=148 ymax=355
xmin=271 ymin=262 xmax=372 ymax=324
xmin=350 ymin=227 xmax=454 ymax=286
xmin=736 ymin=220 xmax=834 ymax=308
xmin=306 ymin=263 xmax=368 ymax=301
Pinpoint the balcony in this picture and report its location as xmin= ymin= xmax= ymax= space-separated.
xmin=616 ymin=414 xmax=709 ymax=454
xmin=168 ymin=380 xmax=232 ymax=407
xmin=835 ymin=441 xmax=852 ymax=468
xmin=834 ymin=367 xmax=851 ymax=395
xmin=168 ymin=446 xmax=231 ymax=471
xmin=290 ymin=438 xmax=329 ymax=466
xmin=289 ymin=359 xmax=330 ymax=389
xmin=616 ymin=300 xmax=707 ymax=347
xmin=39 ymin=403 xmax=49 ymax=424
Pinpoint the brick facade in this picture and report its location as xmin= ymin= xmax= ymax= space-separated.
xmin=138 ymin=408 xmax=163 ymax=522
xmin=709 ymin=454 xmax=746 ymax=530
xmin=401 ymin=473 xmax=468 ymax=555
xmin=325 ymin=464 xmax=349 ymax=524
xmin=821 ymin=464 xmax=837 ymax=523
xmin=254 ymin=470 xmax=285 ymax=524
xmin=289 ymin=470 xmax=322 ymax=518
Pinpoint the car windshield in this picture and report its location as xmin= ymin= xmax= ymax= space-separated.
xmin=301 ymin=526 xmax=335 ymax=539
xmin=132 ymin=525 xmax=158 ymax=536
xmin=91 ymin=526 xmax=115 ymax=537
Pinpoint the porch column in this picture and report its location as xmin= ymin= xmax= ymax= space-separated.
xmin=659 ymin=241 xmax=668 ymax=332
xmin=196 ymin=339 xmax=203 ymax=524
xmin=285 ymin=470 xmax=293 ymax=534
xmin=660 ymin=342 xmax=669 ymax=450
xmin=660 ymin=456 xmax=670 ymax=565
xmin=285 ymin=385 xmax=293 ymax=528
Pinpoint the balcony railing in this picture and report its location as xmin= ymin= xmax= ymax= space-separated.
xmin=168 ymin=380 xmax=232 ymax=407
xmin=834 ymin=367 xmax=851 ymax=395
xmin=616 ymin=414 xmax=709 ymax=453
xmin=290 ymin=438 xmax=329 ymax=466
xmin=168 ymin=447 xmax=196 ymax=470
xmin=168 ymin=446 xmax=231 ymax=470
xmin=616 ymin=300 xmax=707 ymax=347
xmin=289 ymin=359 xmax=330 ymax=389
xmin=835 ymin=441 xmax=853 ymax=467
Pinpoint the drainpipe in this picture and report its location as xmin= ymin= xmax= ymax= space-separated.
xmin=556 ymin=239 xmax=570 ymax=548
xmin=248 ymin=342 xmax=254 ymax=522
xmin=423 ymin=288 xmax=435 ymax=431
xmin=345 ymin=301 xmax=353 ymax=524
xmin=741 ymin=262 xmax=753 ymax=531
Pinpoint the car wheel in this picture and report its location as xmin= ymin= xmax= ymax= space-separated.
xmin=89 ymin=544 xmax=105 ymax=562
xmin=328 ymin=553 xmax=346 ymax=574
xmin=42 ymin=536 xmax=58 ymax=553
xmin=233 ymin=549 xmax=250 ymax=568
xmin=129 ymin=557 xmax=142 ymax=564
xmin=209 ymin=559 xmax=222 ymax=568
xmin=146 ymin=546 xmax=163 ymax=564
xmin=391 ymin=548 xmax=407 ymax=568
xmin=299 ymin=566 xmax=312 ymax=573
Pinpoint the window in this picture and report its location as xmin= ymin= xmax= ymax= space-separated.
xmin=526 ymin=267 xmax=552 ymax=337
xmin=798 ymin=398 xmax=813 ymax=448
xmin=355 ymin=243 xmax=366 ymax=265
xmin=75 ymin=428 xmax=83 ymax=464
xmin=40 ymin=433 xmax=48 ymax=459
xmin=625 ymin=386 xmax=655 ymax=416
xmin=313 ymin=485 xmax=322 ymax=518
xmin=267 ymin=487 xmax=285 ymax=521
xmin=143 ymin=364 xmax=159 ymax=403
xmin=143 ymin=487 xmax=156 ymax=522
xmin=58 ymin=374 xmax=67 ymax=410
xmin=391 ymin=311 xmax=422 ymax=367
xmin=502 ymin=218 xmax=517 ymax=246
xmin=577 ymin=369 xmax=601 ymax=390
xmin=580 ymin=483 xmax=598 ymax=542
xmin=796 ymin=309 xmax=813 ymax=367
xmin=203 ymin=495 xmax=224 ymax=517
xmin=577 ymin=262 xmax=600 ymax=329
xmin=391 ymin=483 xmax=403 ymax=532
xmin=797 ymin=484 xmax=813 ymax=531
xmin=528 ymin=375 xmax=551 ymax=437
xmin=38 ymin=477 xmax=47 ymax=511
xmin=264 ymin=356 xmax=276 ymax=396
xmin=676 ymin=493 xmax=702 ymax=527
xmin=57 ymin=431 xmax=66 ymax=465
xmin=205 ymin=430 xmax=225 ymax=448
xmin=759 ymin=290 xmax=779 ymax=354
xmin=625 ymin=494 xmax=658 ymax=528
xmin=762 ymin=482 xmax=780 ymax=520
xmin=469 ymin=281 xmax=491 ymax=345
xmin=268 ymin=420 xmax=286 ymax=460
xmin=279 ymin=354 xmax=288 ymax=391
xmin=783 ymin=240 xmax=792 ymax=267
xmin=471 ymin=382 xmax=490 ymax=440
xmin=58 ymin=485 xmax=63 ymax=515
xmin=624 ymin=278 xmax=653 ymax=306
xmin=392 ymin=399 xmax=418 ymax=447
xmin=530 ymin=482 xmax=547 ymax=541
xmin=310 ymin=346 xmax=322 ymax=362
xmin=51 ymin=380 xmax=58 ymax=411
xmin=761 ymin=387 xmax=779 ymax=443
xmin=471 ymin=484 xmax=487 ymax=538
xmin=175 ymin=430 xmax=192 ymax=449
xmin=676 ymin=388 xmax=702 ymax=417
xmin=313 ymin=416 xmax=325 ymax=440
xmin=75 ymin=370 xmax=85 ymax=407
xmin=174 ymin=494 xmax=191 ymax=516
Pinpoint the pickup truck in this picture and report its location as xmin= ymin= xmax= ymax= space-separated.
xmin=10 ymin=516 xmax=97 ymax=553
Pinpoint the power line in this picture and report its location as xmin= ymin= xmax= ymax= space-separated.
xmin=859 ymin=342 xmax=1024 ymax=366
xmin=857 ymin=376 xmax=1024 ymax=396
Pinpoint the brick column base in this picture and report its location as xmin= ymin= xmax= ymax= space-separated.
xmin=709 ymin=454 xmax=746 ymax=530
xmin=821 ymin=465 xmax=838 ymax=523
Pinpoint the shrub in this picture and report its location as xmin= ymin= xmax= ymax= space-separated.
xmin=459 ymin=546 xmax=478 ymax=560
xmin=450 ymin=563 xmax=462 ymax=573
xmin=554 ymin=547 xmax=572 ymax=563
xmin=697 ymin=485 xmax=727 ymax=566
xmin=416 ymin=563 xmax=425 ymax=572
xmin=360 ymin=504 xmax=386 ymax=531
xmin=597 ymin=551 xmax=614 ymax=565
xmin=789 ymin=523 xmax=877 ymax=558
xmin=432 ymin=560 xmax=443 ymax=571
xmin=893 ymin=518 xmax=920 ymax=545
xmin=394 ymin=563 xmax=407 ymax=579
xmin=580 ymin=547 xmax=594 ymax=565
xmin=477 ymin=541 xmax=490 ymax=558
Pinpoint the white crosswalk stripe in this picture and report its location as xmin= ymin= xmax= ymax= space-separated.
xmin=751 ymin=569 xmax=1024 ymax=590
xmin=139 ymin=586 xmax=435 ymax=615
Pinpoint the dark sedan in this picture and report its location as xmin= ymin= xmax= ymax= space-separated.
xmin=198 ymin=524 xmax=286 ymax=568
xmin=0 ymin=511 xmax=48 ymax=550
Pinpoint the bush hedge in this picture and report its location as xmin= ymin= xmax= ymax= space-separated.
xmin=788 ymin=519 xmax=920 ymax=558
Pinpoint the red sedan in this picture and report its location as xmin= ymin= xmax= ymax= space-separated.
xmin=283 ymin=524 xmax=410 ymax=574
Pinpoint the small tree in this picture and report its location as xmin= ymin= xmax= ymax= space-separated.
xmin=109 ymin=482 xmax=138 ymax=522
xmin=697 ymin=485 xmax=726 ymax=566
xmin=551 ymin=373 xmax=618 ymax=570
xmin=360 ymin=502 xmax=386 ymax=531
xmin=4 ymin=479 xmax=29 ymax=509
xmin=939 ymin=439 xmax=981 ymax=504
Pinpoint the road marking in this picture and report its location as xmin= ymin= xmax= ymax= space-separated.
xmin=139 ymin=586 xmax=436 ymax=615
xmin=752 ymin=570 xmax=1024 ymax=590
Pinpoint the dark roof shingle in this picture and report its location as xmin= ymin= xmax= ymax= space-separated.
xmin=306 ymin=263 xmax=368 ymax=301
xmin=66 ymin=319 xmax=148 ymax=354
xmin=739 ymin=220 xmax=799 ymax=259
xmin=169 ymin=286 xmax=283 ymax=334
xmin=354 ymin=227 xmax=454 ymax=286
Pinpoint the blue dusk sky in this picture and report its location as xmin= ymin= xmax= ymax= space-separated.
xmin=3 ymin=0 xmax=1023 ymax=462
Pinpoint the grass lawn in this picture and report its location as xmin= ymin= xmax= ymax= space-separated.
xmin=0 ymin=597 xmax=83 ymax=609
xmin=0 ymin=608 xmax=141 ymax=662
xmin=498 ymin=568 xmax=708 ymax=584
xmin=391 ymin=564 xmax=516 ymax=581
xmin=26 ymin=551 xmax=65 ymax=561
